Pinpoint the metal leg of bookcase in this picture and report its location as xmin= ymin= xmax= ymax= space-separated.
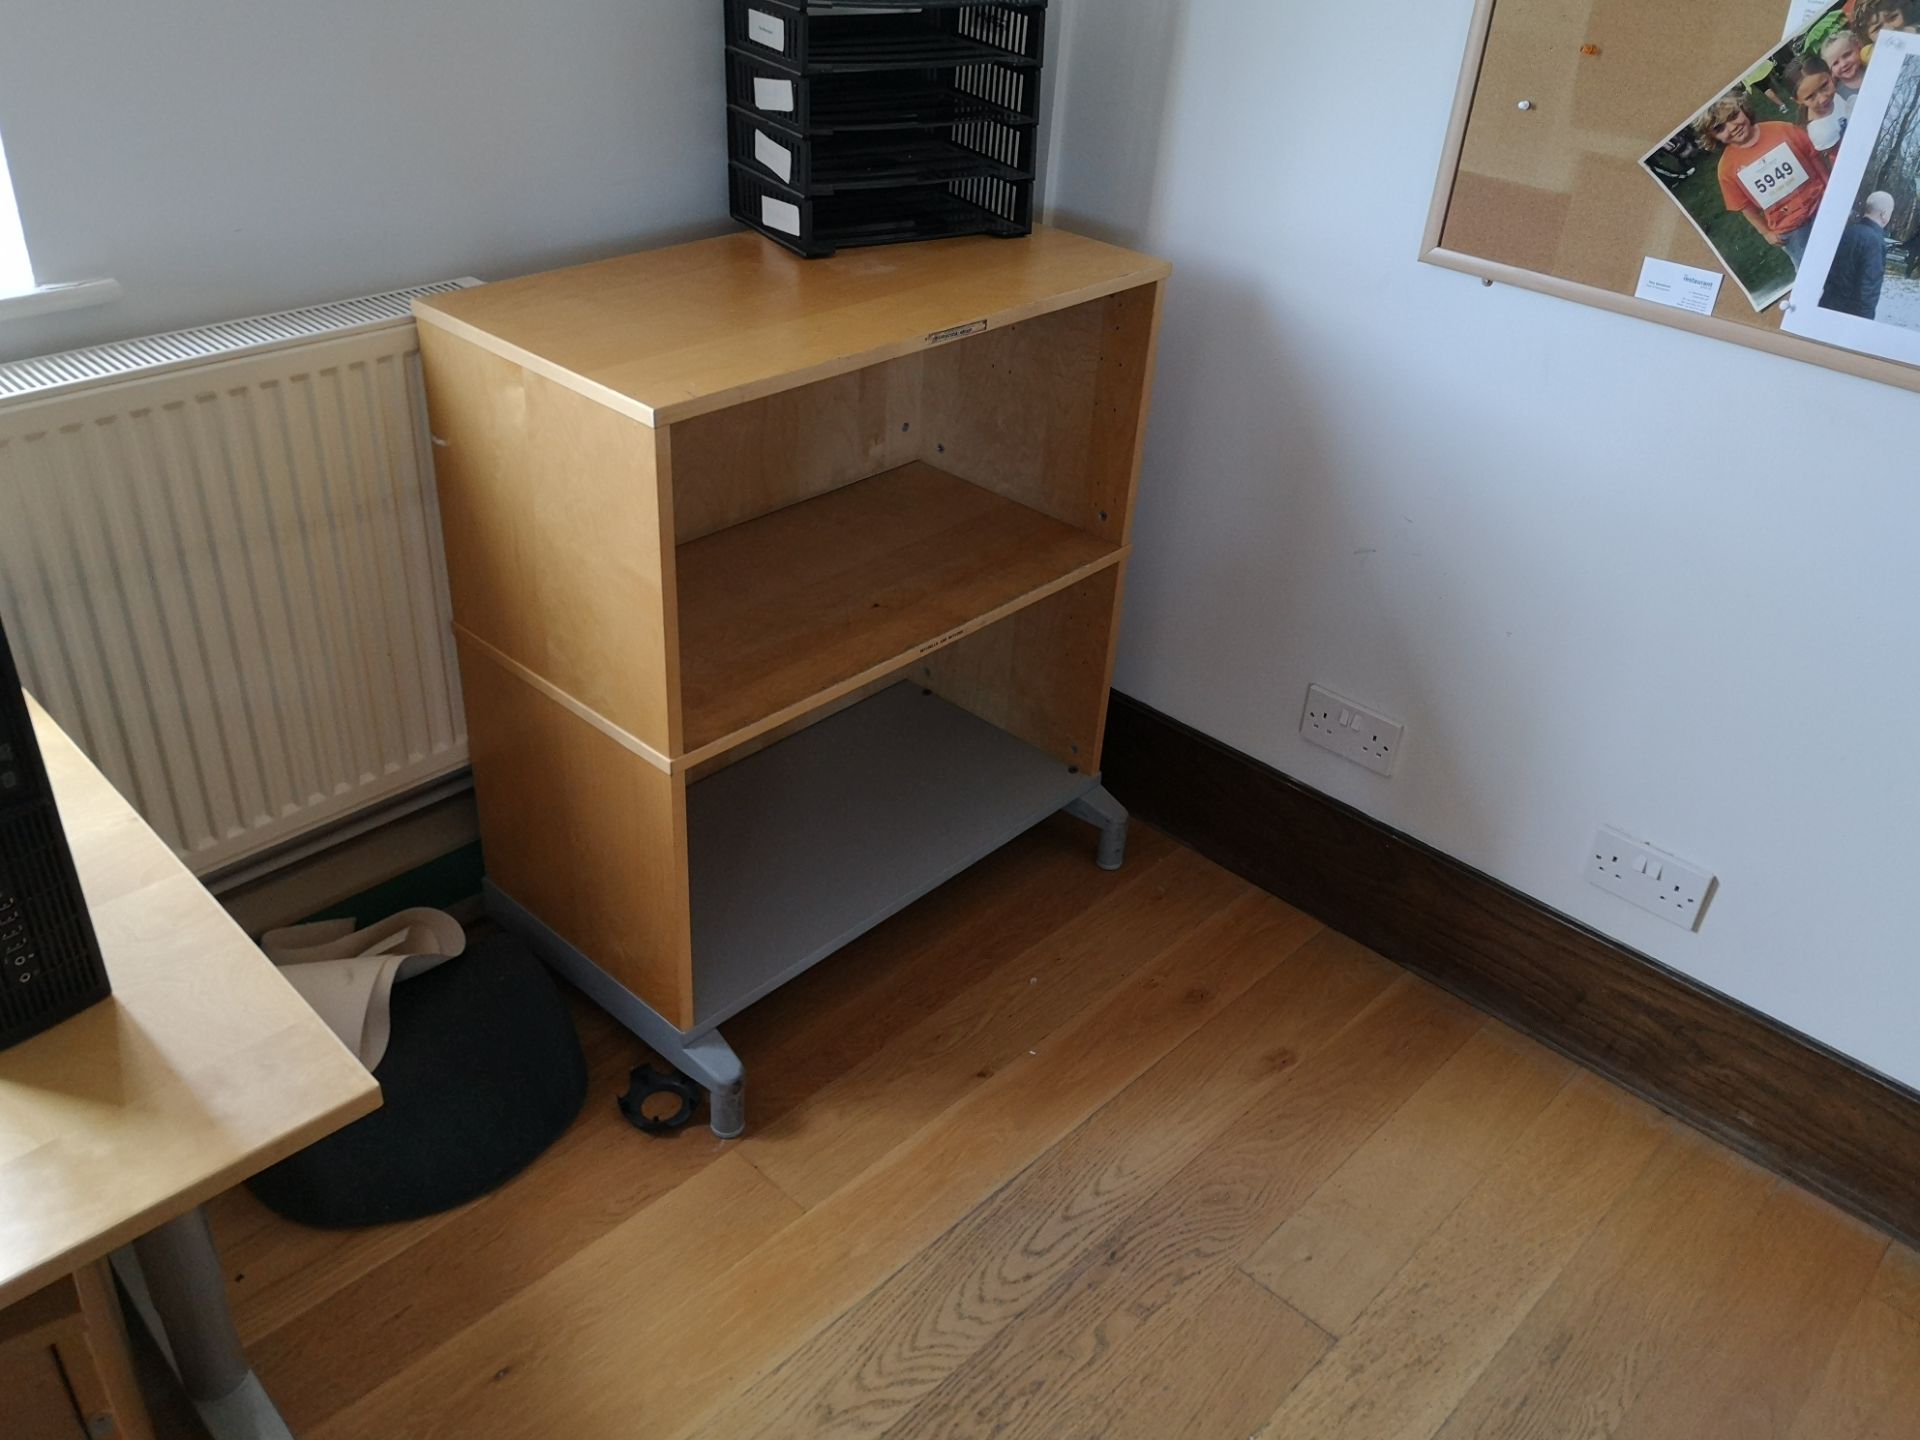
xmin=484 ymin=881 xmax=747 ymax=1140
xmin=1066 ymin=784 xmax=1130 ymax=871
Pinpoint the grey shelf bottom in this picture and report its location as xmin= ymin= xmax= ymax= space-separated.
xmin=488 ymin=681 xmax=1124 ymax=1138
xmin=688 ymin=681 xmax=1097 ymax=1032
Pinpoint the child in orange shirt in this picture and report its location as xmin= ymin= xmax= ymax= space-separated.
xmin=1695 ymin=93 xmax=1830 ymax=266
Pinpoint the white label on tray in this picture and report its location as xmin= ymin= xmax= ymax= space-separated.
xmin=754 ymin=129 xmax=795 ymax=184
xmin=753 ymin=76 xmax=795 ymax=112
xmin=761 ymin=195 xmax=803 ymax=236
xmin=1737 ymin=142 xmax=1809 ymax=210
xmin=747 ymin=8 xmax=787 ymax=50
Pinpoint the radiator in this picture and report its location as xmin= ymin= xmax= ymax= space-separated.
xmin=0 ymin=283 xmax=477 ymax=876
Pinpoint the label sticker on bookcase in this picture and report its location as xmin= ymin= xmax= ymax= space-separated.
xmin=761 ymin=196 xmax=803 ymax=236
xmin=747 ymin=8 xmax=787 ymax=50
xmin=754 ymin=129 xmax=795 ymax=184
xmin=927 ymin=319 xmax=989 ymax=345
xmin=753 ymin=77 xmax=795 ymax=112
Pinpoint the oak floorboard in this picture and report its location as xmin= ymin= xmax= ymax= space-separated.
xmin=1020 ymin=1266 xmax=1329 ymax=1440
xmin=1242 ymin=1021 xmax=1572 ymax=1336
xmin=312 ymin=883 xmax=1297 ymax=1440
xmin=1787 ymin=1296 xmax=1920 ymax=1440
xmin=1433 ymin=1126 xmax=1775 ymax=1440
xmin=888 ymin=961 xmax=1486 ymax=1440
xmin=737 ymin=842 xmax=1250 ymax=1210
xmin=1872 ymin=1241 xmax=1920 ymax=1322
xmin=1604 ymin=1184 xmax=1888 ymax=1440
xmin=692 ymin=909 xmax=1372 ymax=1440
xmin=1255 ymin=1073 xmax=1668 ymax=1440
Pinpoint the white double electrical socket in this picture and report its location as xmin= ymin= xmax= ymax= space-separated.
xmin=1587 ymin=826 xmax=1715 ymax=932
xmin=1300 ymin=684 xmax=1403 ymax=777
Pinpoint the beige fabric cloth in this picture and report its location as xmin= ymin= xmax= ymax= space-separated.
xmin=260 ymin=909 xmax=466 ymax=1069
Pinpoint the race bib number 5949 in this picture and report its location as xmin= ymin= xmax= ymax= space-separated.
xmin=1738 ymin=143 xmax=1809 ymax=209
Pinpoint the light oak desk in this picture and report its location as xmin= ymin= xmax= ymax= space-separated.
xmin=0 ymin=698 xmax=380 ymax=1437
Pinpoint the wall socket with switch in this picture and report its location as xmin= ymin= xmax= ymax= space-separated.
xmin=1587 ymin=826 xmax=1715 ymax=931
xmin=1300 ymin=684 xmax=1403 ymax=777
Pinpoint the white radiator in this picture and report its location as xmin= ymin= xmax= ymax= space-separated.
xmin=0 ymin=283 xmax=477 ymax=876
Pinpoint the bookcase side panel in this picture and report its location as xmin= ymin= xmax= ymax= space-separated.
xmin=458 ymin=636 xmax=694 ymax=1028
xmin=420 ymin=324 xmax=681 ymax=755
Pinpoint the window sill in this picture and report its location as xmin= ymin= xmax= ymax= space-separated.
xmin=0 ymin=278 xmax=122 ymax=322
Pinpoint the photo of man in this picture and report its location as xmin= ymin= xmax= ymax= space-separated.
xmin=1785 ymin=29 xmax=1920 ymax=360
xmin=1819 ymin=190 xmax=1893 ymax=316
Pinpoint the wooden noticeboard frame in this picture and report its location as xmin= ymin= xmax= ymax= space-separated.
xmin=1422 ymin=0 xmax=1920 ymax=395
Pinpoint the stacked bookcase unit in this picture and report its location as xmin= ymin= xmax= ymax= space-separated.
xmin=413 ymin=226 xmax=1169 ymax=1138
xmin=726 ymin=0 xmax=1047 ymax=256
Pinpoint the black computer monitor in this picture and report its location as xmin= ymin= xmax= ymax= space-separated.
xmin=0 ymin=615 xmax=111 ymax=1049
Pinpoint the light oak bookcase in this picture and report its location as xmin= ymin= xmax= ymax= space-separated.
xmin=414 ymin=226 xmax=1169 ymax=1135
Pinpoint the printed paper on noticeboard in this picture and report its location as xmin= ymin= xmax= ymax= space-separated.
xmin=1783 ymin=27 xmax=1920 ymax=363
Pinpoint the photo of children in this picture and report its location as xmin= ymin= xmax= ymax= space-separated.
xmin=1642 ymin=2 xmax=1857 ymax=310
xmin=1862 ymin=0 xmax=1920 ymax=43
xmin=1784 ymin=29 xmax=1920 ymax=362
xmin=1785 ymin=54 xmax=1849 ymax=160
xmin=1820 ymin=20 xmax=1870 ymax=101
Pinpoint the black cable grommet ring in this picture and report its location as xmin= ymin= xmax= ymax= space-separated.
xmin=619 ymin=1064 xmax=701 ymax=1135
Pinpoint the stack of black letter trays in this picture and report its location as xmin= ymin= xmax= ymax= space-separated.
xmin=726 ymin=0 xmax=1047 ymax=257
xmin=0 ymin=614 xmax=110 ymax=1051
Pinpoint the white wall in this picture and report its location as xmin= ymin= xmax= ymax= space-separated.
xmin=0 ymin=1 xmax=727 ymax=361
xmin=1049 ymin=0 xmax=1920 ymax=1089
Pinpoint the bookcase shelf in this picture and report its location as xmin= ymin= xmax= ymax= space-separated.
xmin=676 ymin=461 xmax=1122 ymax=761
xmin=415 ymin=226 xmax=1169 ymax=1137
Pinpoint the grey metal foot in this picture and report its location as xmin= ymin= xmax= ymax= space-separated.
xmin=1067 ymin=785 xmax=1130 ymax=871
xmin=115 ymin=1208 xmax=295 ymax=1440
xmin=487 ymin=880 xmax=748 ymax=1138
xmin=678 ymin=1031 xmax=746 ymax=1140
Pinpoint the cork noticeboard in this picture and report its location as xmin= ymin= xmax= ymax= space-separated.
xmin=1424 ymin=0 xmax=1920 ymax=392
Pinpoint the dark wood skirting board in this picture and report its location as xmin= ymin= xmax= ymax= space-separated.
xmin=1101 ymin=691 xmax=1920 ymax=1247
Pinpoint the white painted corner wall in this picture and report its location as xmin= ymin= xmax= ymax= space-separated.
xmin=1046 ymin=0 xmax=1920 ymax=1091
xmin=0 ymin=1 xmax=730 ymax=362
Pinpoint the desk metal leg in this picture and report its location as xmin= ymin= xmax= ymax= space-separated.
xmin=115 ymin=1208 xmax=294 ymax=1440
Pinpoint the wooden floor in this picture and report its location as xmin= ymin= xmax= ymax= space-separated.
xmin=186 ymin=819 xmax=1920 ymax=1440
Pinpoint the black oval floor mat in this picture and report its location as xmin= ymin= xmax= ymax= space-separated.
xmin=248 ymin=932 xmax=587 ymax=1228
